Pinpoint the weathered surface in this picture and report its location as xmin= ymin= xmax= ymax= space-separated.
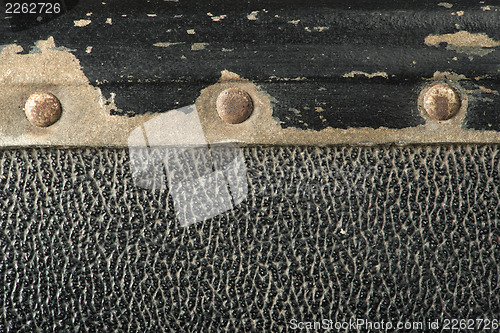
xmin=0 ymin=145 xmax=499 ymax=331
xmin=0 ymin=37 xmax=152 ymax=147
xmin=1 ymin=0 xmax=499 ymax=134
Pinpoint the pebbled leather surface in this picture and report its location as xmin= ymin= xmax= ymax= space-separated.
xmin=0 ymin=146 xmax=499 ymax=332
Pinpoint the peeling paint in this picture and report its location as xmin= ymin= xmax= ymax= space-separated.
xmin=74 ymin=19 xmax=91 ymax=27
xmin=193 ymin=70 xmax=500 ymax=146
xmin=268 ymin=76 xmax=307 ymax=82
xmin=86 ymin=46 xmax=93 ymax=53
xmin=465 ymin=86 xmax=498 ymax=103
xmin=437 ymin=2 xmax=453 ymax=8
xmin=425 ymin=31 xmax=500 ymax=56
xmin=426 ymin=71 xmax=468 ymax=81
xmin=247 ymin=11 xmax=259 ymax=20
xmin=153 ymin=42 xmax=184 ymax=47
xmin=481 ymin=6 xmax=491 ymax=11
xmin=478 ymin=85 xmax=499 ymax=95
xmin=343 ymin=71 xmax=389 ymax=79
xmin=187 ymin=29 xmax=195 ymax=35
xmin=208 ymin=13 xmax=227 ymax=22
xmin=0 ymin=37 xmax=153 ymax=147
xmin=147 ymin=14 xmax=157 ymax=17
xmin=2 ymin=34 xmax=500 ymax=148
xmin=314 ymin=27 xmax=329 ymax=32
xmin=305 ymin=26 xmax=329 ymax=32
xmin=191 ymin=43 xmax=209 ymax=51
xmin=288 ymin=19 xmax=300 ymax=25
xmin=105 ymin=18 xmax=112 ymax=25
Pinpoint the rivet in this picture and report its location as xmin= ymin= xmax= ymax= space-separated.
xmin=420 ymin=83 xmax=461 ymax=121
xmin=25 ymin=92 xmax=62 ymax=127
xmin=216 ymin=88 xmax=253 ymax=124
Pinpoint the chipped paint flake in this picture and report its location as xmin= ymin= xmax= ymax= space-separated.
xmin=343 ymin=71 xmax=389 ymax=79
xmin=427 ymin=71 xmax=468 ymax=81
xmin=314 ymin=26 xmax=329 ymax=32
xmin=304 ymin=26 xmax=329 ymax=32
xmin=425 ymin=31 xmax=500 ymax=56
xmin=86 ymin=46 xmax=93 ymax=54
xmin=106 ymin=18 xmax=112 ymax=25
xmin=247 ymin=11 xmax=259 ymax=20
xmin=147 ymin=14 xmax=157 ymax=17
xmin=478 ymin=86 xmax=499 ymax=94
xmin=74 ymin=19 xmax=91 ymax=27
xmin=153 ymin=42 xmax=184 ymax=47
xmin=288 ymin=19 xmax=300 ymax=25
xmin=481 ymin=6 xmax=491 ymax=11
xmin=220 ymin=70 xmax=243 ymax=81
xmin=210 ymin=14 xmax=227 ymax=22
xmin=437 ymin=2 xmax=453 ymax=8
xmin=191 ymin=43 xmax=209 ymax=51
xmin=187 ymin=29 xmax=196 ymax=34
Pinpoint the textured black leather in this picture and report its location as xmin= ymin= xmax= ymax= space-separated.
xmin=1 ymin=146 xmax=499 ymax=332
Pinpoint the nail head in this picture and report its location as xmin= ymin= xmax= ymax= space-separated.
xmin=25 ymin=92 xmax=62 ymax=127
xmin=216 ymin=88 xmax=253 ymax=124
xmin=421 ymin=83 xmax=461 ymax=121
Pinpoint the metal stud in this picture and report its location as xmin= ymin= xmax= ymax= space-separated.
xmin=216 ymin=88 xmax=253 ymax=124
xmin=420 ymin=83 xmax=461 ymax=121
xmin=25 ymin=92 xmax=62 ymax=127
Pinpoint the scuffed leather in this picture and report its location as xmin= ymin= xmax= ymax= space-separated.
xmin=0 ymin=146 xmax=499 ymax=331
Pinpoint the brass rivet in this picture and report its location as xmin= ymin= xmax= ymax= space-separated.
xmin=420 ymin=83 xmax=461 ymax=121
xmin=25 ymin=92 xmax=62 ymax=127
xmin=216 ymin=88 xmax=253 ymax=124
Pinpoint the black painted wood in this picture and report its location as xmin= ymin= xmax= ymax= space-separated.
xmin=1 ymin=0 xmax=499 ymax=130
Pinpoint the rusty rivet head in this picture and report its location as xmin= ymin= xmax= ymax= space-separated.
xmin=216 ymin=88 xmax=254 ymax=124
xmin=24 ymin=92 xmax=62 ymax=127
xmin=420 ymin=83 xmax=461 ymax=121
